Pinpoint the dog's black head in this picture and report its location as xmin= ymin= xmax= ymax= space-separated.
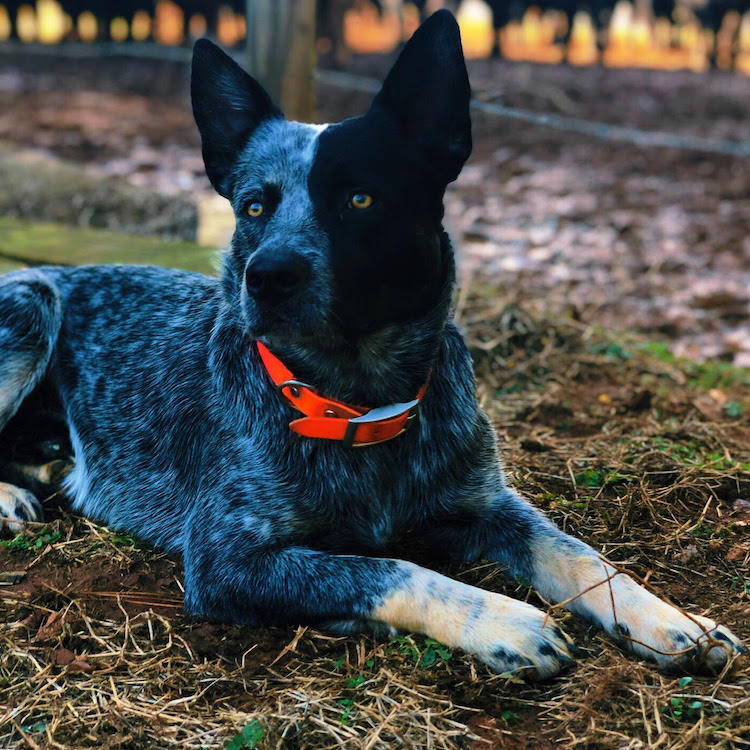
xmin=191 ymin=10 xmax=471 ymax=350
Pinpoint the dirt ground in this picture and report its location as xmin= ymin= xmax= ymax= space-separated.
xmin=0 ymin=48 xmax=749 ymax=748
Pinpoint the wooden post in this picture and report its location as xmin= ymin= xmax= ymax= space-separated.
xmin=245 ymin=0 xmax=316 ymax=122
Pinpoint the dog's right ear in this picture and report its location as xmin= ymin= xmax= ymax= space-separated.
xmin=369 ymin=10 xmax=471 ymax=184
xmin=191 ymin=39 xmax=283 ymax=198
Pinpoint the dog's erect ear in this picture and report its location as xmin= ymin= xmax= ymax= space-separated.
xmin=369 ymin=9 xmax=471 ymax=183
xmin=191 ymin=39 xmax=283 ymax=198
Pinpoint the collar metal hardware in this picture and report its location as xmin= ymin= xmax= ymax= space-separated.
xmin=342 ymin=399 xmax=421 ymax=448
xmin=276 ymin=379 xmax=313 ymax=402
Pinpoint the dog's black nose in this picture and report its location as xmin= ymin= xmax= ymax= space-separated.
xmin=245 ymin=251 xmax=310 ymax=303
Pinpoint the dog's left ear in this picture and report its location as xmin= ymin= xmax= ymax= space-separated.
xmin=370 ymin=9 xmax=472 ymax=183
xmin=191 ymin=39 xmax=283 ymax=198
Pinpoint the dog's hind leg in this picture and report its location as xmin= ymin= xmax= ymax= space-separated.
xmin=0 ymin=270 xmax=61 ymax=429
xmin=0 ymin=270 xmax=62 ymax=531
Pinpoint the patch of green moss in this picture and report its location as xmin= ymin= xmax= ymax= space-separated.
xmin=0 ymin=218 xmax=218 ymax=275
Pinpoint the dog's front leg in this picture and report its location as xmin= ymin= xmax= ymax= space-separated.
xmin=183 ymin=544 xmax=574 ymax=679
xmin=528 ymin=524 xmax=745 ymax=672
xmin=476 ymin=486 xmax=745 ymax=673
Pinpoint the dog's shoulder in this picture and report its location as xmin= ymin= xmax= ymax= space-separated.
xmin=48 ymin=263 xmax=225 ymax=454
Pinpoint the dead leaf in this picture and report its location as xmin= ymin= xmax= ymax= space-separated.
xmin=693 ymin=394 xmax=723 ymax=420
xmin=708 ymin=388 xmax=728 ymax=406
xmin=677 ymin=544 xmax=699 ymax=563
xmin=726 ymin=545 xmax=747 ymax=563
xmin=732 ymin=499 xmax=750 ymax=527
xmin=35 ymin=610 xmax=64 ymax=642
xmin=54 ymin=648 xmax=75 ymax=666
xmin=68 ymin=657 xmax=92 ymax=674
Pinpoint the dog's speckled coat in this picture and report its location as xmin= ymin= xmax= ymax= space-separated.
xmin=0 ymin=12 xmax=743 ymax=679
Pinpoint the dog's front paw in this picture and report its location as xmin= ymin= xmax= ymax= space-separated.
xmin=472 ymin=597 xmax=577 ymax=680
xmin=0 ymin=482 xmax=44 ymax=533
xmin=373 ymin=570 xmax=577 ymax=681
xmin=616 ymin=596 xmax=745 ymax=673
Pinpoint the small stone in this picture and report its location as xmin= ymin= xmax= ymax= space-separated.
xmin=677 ymin=545 xmax=699 ymax=564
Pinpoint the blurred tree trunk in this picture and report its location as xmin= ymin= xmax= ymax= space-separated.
xmin=245 ymin=0 xmax=316 ymax=122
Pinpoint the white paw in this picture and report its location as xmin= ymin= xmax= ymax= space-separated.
xmin=0 ymin=482 xmax=44 ymax=533
xmin=540 ymin=552 xmax=746 ymax=674
xmin=614 ymin=596 xmax=745 ymax=673
xmin=372 ymin=568 xmax=577 ymax=681
xmin=471 ymin=596 xmax=577 ymax=680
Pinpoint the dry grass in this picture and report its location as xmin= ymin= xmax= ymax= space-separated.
xmin=1 ymin=281 xmax=749 ymax=749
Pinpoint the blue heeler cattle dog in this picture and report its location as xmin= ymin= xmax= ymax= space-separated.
xmin=0 ymin=11 xmax=744 ymax=679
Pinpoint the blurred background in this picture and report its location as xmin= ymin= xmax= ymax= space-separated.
xmin=0 ymin=0 xmax=748 ymax=364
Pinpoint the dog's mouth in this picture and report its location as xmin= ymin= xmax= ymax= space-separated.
xmin=241 ymin=293 xmax=337 ymax=346
xmin=244 ymin=302 xmax=392 ymax=356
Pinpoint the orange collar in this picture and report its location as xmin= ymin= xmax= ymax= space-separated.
xmin=256 ymin=341 xmax=427 ymax=448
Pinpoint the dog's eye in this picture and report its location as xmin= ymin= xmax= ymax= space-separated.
xmin=349 ymin=193 xmax=373 ymax=210
xmin=247 ymin=201 xmax=264 ymax=218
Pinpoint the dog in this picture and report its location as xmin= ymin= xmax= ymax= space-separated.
xmin=0 ymin=11 xmax=743 ymax=679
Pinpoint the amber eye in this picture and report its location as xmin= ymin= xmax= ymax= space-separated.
xmin=350 ymin=193 xmax=373 ymax=210
xmin=247 ymin=201 xmax=264 ymax=217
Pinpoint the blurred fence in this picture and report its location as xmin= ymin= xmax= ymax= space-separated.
xmin=0 ymin=1 xmax=748 ymax=75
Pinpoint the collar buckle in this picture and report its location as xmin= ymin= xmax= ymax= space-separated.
xmin=342 ymin=398 xmax=421 ymax=448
